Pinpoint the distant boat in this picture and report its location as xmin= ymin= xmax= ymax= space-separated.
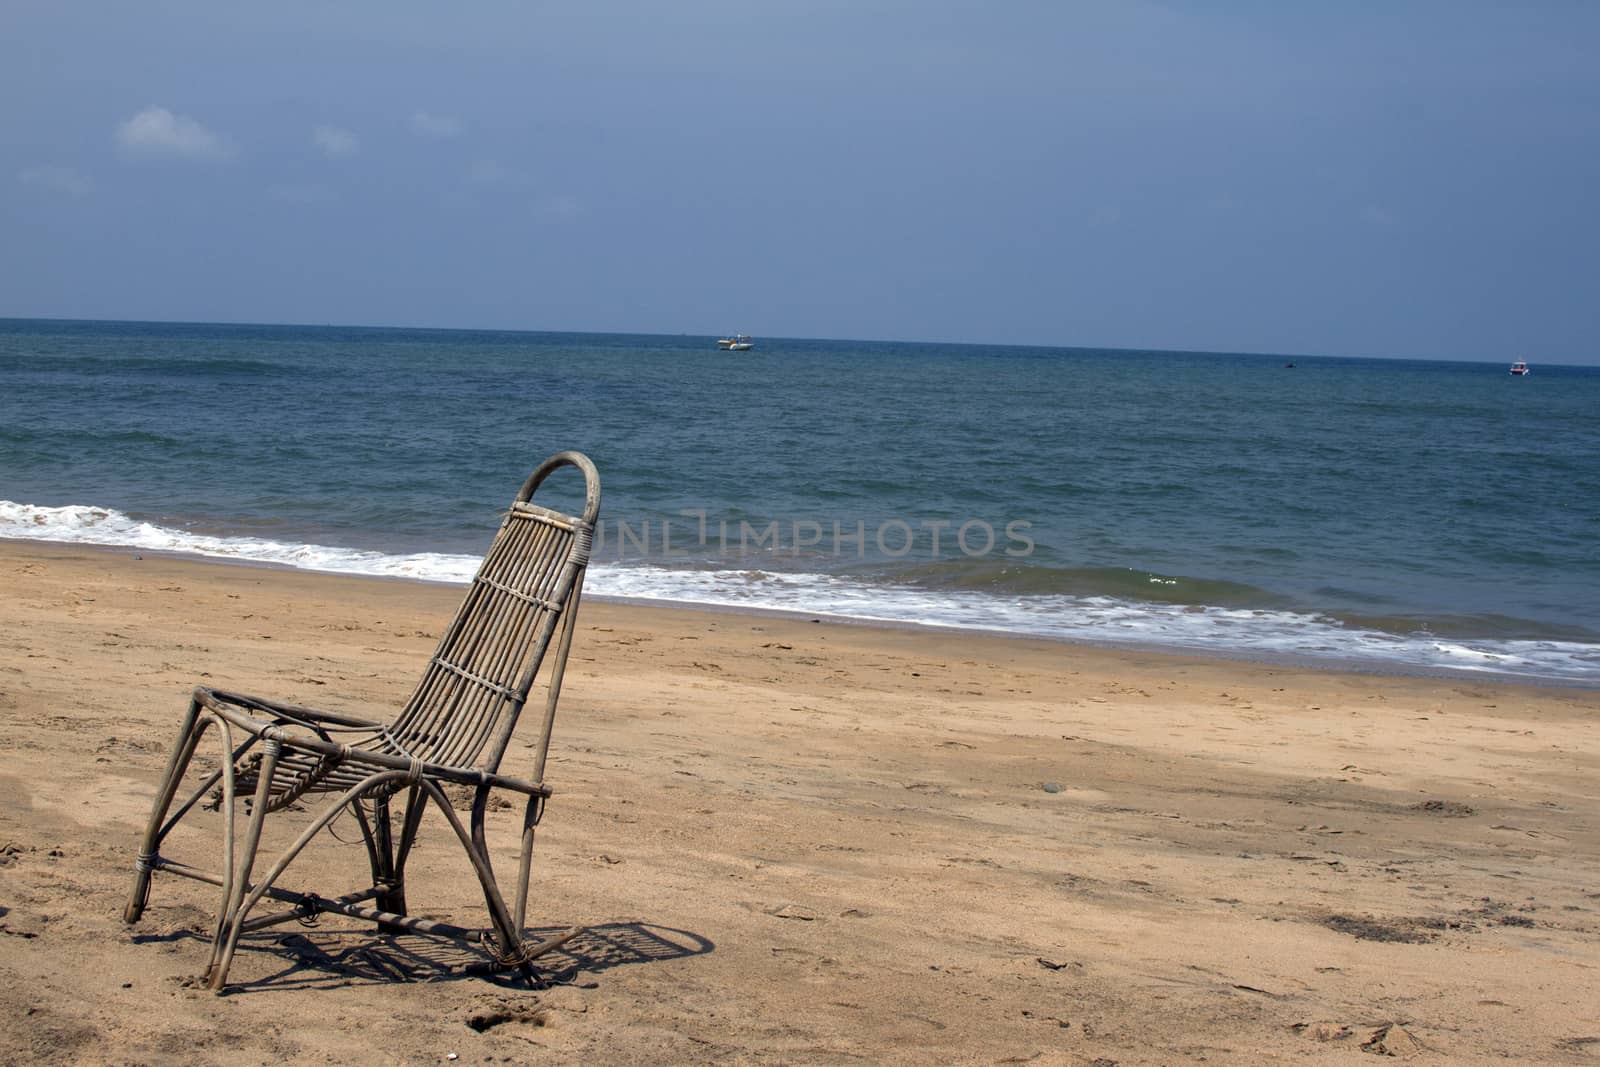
xmin=1510 ymin=360 xmax=1530 ymax=376
xmin=718 ymin=334 xmax=754 ymax=351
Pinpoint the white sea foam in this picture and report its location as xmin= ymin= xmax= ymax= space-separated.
xmin=4 ymin=500 xmax=1596 ymax=684
xmin=594 ymin=566 xmax=1600 ymax=682
xmin=0 ymin=501 xmax=481 ymax=583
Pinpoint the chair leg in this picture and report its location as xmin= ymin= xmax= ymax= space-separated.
xmin=206 ymin=738 xmax=281 ymax=992
xmin=203 ymin=768 xmax=419 ymax=992
xmin=470 ymin=786 xmax=526 ymax=962
xmin=423 ymin=782 xmax=527 ymax=967
xmin=125 ymin=695 xmax=206 ymax=924
xmin=514 ymin=795 xmax=540 ymax=933
xmin=359 ymin=793 xmax=409 ymax=934
xmin=390 ymin=783 xmax=428 ymax=906
xmin=363 ymin=784 xmax=429 ymax=935
xmin=204 ymin=722 xmax=240 ymax=960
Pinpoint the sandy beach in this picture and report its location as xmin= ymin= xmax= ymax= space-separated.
xmin=1 ymin=541 xmax=1596 ymax=1064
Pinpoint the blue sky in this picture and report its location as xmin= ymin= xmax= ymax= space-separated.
xmin=4 ymin=2 xmax=1597 ymax=360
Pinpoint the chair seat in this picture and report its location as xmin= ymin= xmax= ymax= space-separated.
xmin=196 ymin=687 xmax=414 ymax=810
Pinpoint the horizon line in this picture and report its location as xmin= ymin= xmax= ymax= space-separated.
xmin=0 ymin=314 xmax=1565 ymax=369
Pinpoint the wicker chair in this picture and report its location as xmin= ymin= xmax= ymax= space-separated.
xmin=124 ymin=452 xmax=601 ymax=992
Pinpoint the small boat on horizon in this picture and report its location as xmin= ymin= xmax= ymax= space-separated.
xmin=717 ymin=334 xmax=754 ymax=351
xmin=1510 ymin=360 xmax=1529 ymax=376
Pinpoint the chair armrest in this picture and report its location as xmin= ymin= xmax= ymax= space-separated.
xmin=195 ymin=686 xmax=384 ymax=731
xmin=415 ymin=762 xmax=552 ymax=798
xmin=477 ymin=770 xmax=551 ymax=797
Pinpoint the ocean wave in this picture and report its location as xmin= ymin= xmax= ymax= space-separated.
xmin=596 ymin=565 xmax=1600 ymax=683
xmin=3 ymin=500 xmax=1596 ymax=684
xmin=0 ymin=500 xmax=480 ymax=583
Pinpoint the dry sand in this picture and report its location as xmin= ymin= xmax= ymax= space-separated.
xmin=1 ymin=541 xmax=1596 ymax=1065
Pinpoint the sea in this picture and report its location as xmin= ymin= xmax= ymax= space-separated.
xmin=2 ymin=318 xmax=1596 ymax=686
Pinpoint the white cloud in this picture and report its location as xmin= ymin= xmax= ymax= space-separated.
xmin=466 ymin=159 xmax=520 ymax=187
xmin=313 ymin=124 xmax=358 ymax=157
xmin=412 ymin=110 xmax=462 ymax=137
xmin=116 ymin=106 xmax=229 ymax=159
xmin=19 ymin=166 xmax=93 ymax=196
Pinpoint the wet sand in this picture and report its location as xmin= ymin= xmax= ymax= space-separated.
xmin=1 ymin=542 xmax=1596 ymax=1064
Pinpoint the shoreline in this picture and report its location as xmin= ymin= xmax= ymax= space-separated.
xmin=6 ymin=536 xmax=1595 ymax=692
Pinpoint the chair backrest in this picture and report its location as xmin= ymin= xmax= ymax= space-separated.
xmin=389 ymin=451 xmax=600 ymax=777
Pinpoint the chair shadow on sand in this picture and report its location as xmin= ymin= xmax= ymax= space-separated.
xmin=131 ymin=921 xmax=714 ymax=994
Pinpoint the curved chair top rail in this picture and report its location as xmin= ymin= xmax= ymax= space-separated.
xmin=518 ymin=450 xmax=601 ymax=528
